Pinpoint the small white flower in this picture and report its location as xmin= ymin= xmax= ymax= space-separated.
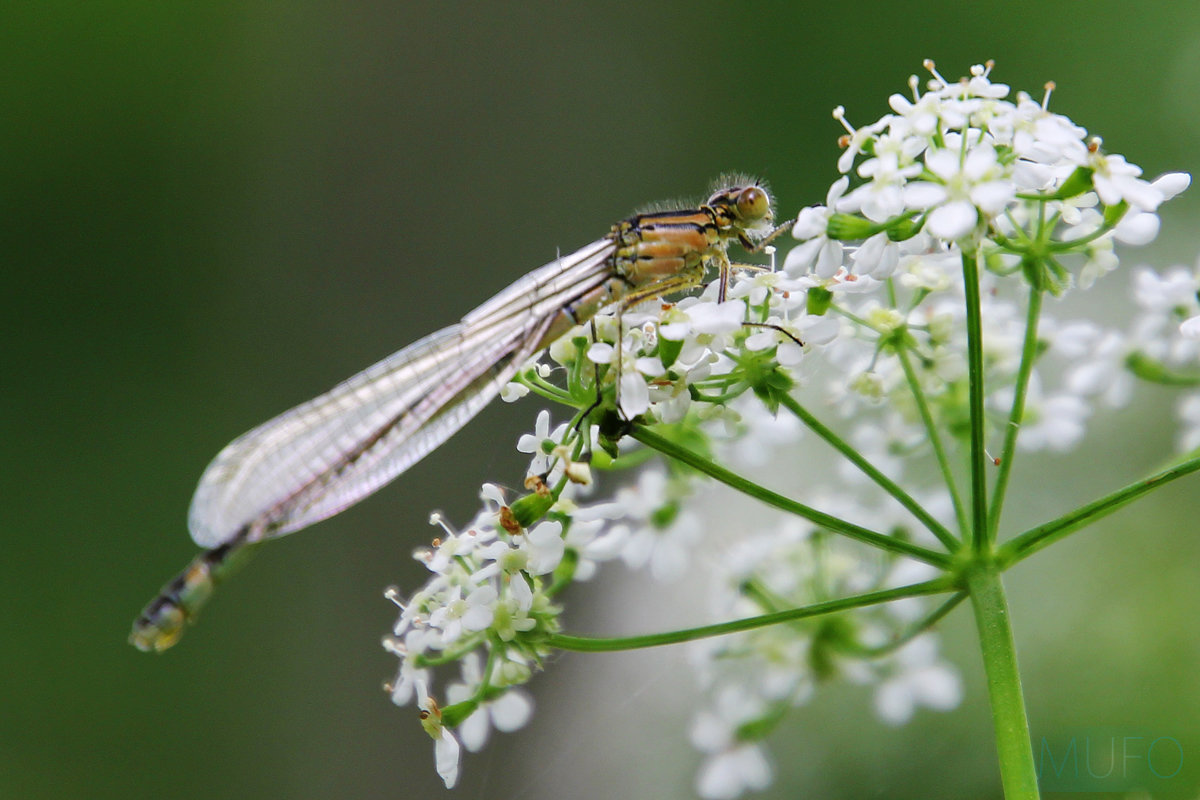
xmin=1133 ymin=266 xmax=1198 ymax=313
xmin=587 ymin=330 xmax=667 ymax=418
xmin=499 ymin=381 xmax=529 ymax=402
xmin=446 ymin=654 xmax=535 ymax=752
xmin=784 ymin=177 xmax=849 ymax=278
xmin=833 ymin=106 xmax=892 ymax=174
xmin=1090 ymin=150 xmax=1163 ymax=211
xmin=561 ymin=515 xmax=626 ymax=579
xmin=873 ymin=636 xmax=962 ymax=725
xmin=845 ymin=146 xmax=920 ymax=222
xmin=519 ymin=519 xmax=566 ymax=575
xmin=516 ymin=410 xmax=555 ymax=475
xmin=850 ymin=231 xmax=901 ymax=278
xmin=695 ymin=744 xmax=773 ymax=800
xmin=905 ymin=141 xmax=1015 ymax=241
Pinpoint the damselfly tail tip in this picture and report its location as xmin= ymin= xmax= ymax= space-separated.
xmin=129 ymin=551 xmax=222 ymax=653
xmin=130 ymin=597 xmax=188 ymax=653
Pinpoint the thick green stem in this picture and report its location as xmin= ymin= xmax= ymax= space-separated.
xmin=968 ymin=567 xmax=1040 ymax=800
xmin=961 ymin=249 xmax=990 ymax=550
xmin=549 ymin=577 xmax=956 ymax=652
xmin=631 ymin=425 xmax=952 ymax=568
xmin=778 ymin=392 xmax=959 ymax=551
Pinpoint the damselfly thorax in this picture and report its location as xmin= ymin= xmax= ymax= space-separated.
xmin=131 ymin=178 xmax=786 ymax=652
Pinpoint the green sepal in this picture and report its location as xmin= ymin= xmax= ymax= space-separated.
xmin=510 ymin=492 xmax=555 ymax=528
xmin=808 ymin=614 xmax=857 ymax=680
xmin=649 ymin=500 xmax=680 ymax=529
xmin=886 ymin=215 xmax=923 ymax=242
xmin=806 ymin=286 xmax=834 ymax=316
xmin=826 ymin=212 xmax=877 ymax=241
xmin=1020 ymin=255 xmax=1070 ymax=297
xmin=658 ymin=335 xmax=683 ymax=369
xmin=1103 ymin=199 xmax=1129 ymax=227
xmin=438 ymin=699 xmax=479 ymax=730
xmin=1126 ymin=352 xmax=1200 ymax=386
xmin=1045 ymin=166 xmax=1094 ymax=200
xmin=546 ymin=548 xmax=579 ymax=596
xmin=596 ymin=408 xmax=637 ymax=459
xmin=734 ymin=701 xmax=789 ymax=742
xmin=749 ymin=365 xmax=795 ymax=414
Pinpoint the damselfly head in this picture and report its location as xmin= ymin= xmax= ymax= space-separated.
xmin=706 ymin=179 xmax=774 ymax=235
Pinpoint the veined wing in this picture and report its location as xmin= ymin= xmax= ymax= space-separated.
xmin=187 ymin=238 xmax=617 ymax=549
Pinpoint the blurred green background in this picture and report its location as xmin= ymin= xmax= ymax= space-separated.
xmin=4 ymin=2 xmax=1200 ymax=798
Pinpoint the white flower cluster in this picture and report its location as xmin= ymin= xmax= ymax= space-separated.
xmin=383 ymin=483 xmax=561 ymax=788
xmin=540 ymin=277 xmax=826 ymax=426
xmin=785 ymin=60 xmax=1188 ymax=286
xmin=780 ymin=61 xmax=1190 ymax=467
xmin=689 ymin=516 xmax=960 ymax=800
xmin=386 ymin=62 xmax=1193 ymax=796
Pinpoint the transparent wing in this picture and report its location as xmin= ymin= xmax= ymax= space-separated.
xmin=187 ymin=239 xmax=616 ymax=548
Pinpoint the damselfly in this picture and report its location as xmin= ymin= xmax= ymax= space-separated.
xmin=131 ymin=177 xmax=785 ymax=652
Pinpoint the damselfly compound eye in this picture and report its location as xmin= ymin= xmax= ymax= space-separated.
xmin=736 ymin=185 xmax=771 ymax=223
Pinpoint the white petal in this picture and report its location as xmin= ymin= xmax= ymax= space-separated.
xmin=744 ymin=330 xmax=777 ymax=351
xmin=434 ymin=729 xmax=461 ymax=788
xmin=926 ymin=201 xmax=977 ymax=240
xmin=526 ymin=536 xmax=565 ymax=575
xmin=924 ymin=148 xmax=960 ymax=180
xmin=814 ymin=239 xmax=845 ymax=279
xmin=902 ymin=181 xmax=948 ymax=210
xmin=658 ymin=321 xmax=693 ymax=340
xmin=489 ymin=690 xmax=534 ymax=732
xmin=826 ymin=174 xmax=850 ymax=204
xmin=1113 ymin=210 xmax=1160 ymax=245
xmin=500 ymin=383 xmax=529 ymax=402
xmin=970 ymin=180 xmax=1015 ymax=214
xmin=586 ymin=341 xmax=614 ymax=364
xmin=1153 ymin=171 xmax=1191 ymax=201
xmin=777 ymin=341 xmax=805 ymax=365
xmin=875 ymin=679 xmax=915 ymax=725
xmin=792 ymin=205 xmax=829 ymax=239
xmin=458 ymin=707 xmax=491 ymax=752
xmin=461 ymin=604 xmax=494 ymax=632
xmin=634 ymin=355 xmax=665 ymax=377
xmin=696 ymin=746 xmax=772 ymax=800
xmin=1180 ymin=315 xmax=1200 ymax=338
xmin=963 ymin=143 xmax=997 ymax=178
xmin=508 ymin=572 xmax=533 ymax=610
xmin=688 ymin=301 xmax=746 ymax=334
xmin=912 ymin=665 xmax=963 ymax=710
xmin=619 ymin=371 xmax=650 ymax=417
